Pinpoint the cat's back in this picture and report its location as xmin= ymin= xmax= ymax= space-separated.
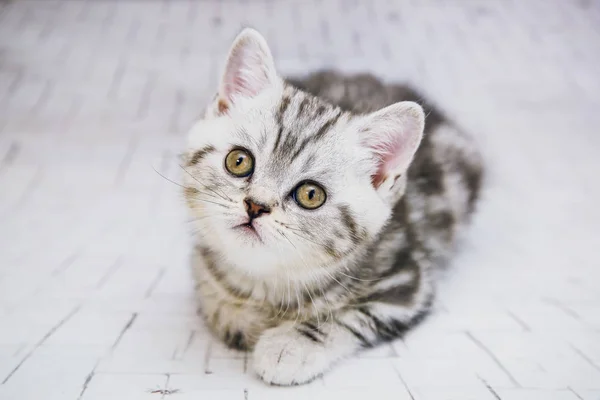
xmin=286 ymin=70 xmax=444 ymax=122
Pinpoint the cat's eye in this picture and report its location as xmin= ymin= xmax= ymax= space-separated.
xmin=225 ymin=148 xmax=254 ymax=177
xmin=293 ymin=181 xmax=326 ymax=210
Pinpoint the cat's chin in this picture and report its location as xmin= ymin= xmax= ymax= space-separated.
xmin=201 ymin=221 xmax=327 ymax=279
xmin=216 ymin=236 xmax=299 ymax=278
xmin=224 ymin=251 xmax=287 ymax=278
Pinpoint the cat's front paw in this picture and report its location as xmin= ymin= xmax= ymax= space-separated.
xmin=252 ymin=322 xmax=330 ymax=386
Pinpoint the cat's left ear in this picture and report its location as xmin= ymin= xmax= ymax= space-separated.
xmin=357 ymin=101 xmax=425 ymax=194
xmin=217 ymin=28 xmax=279 ymax=113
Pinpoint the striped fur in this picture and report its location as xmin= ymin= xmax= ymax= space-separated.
xmin=184 ymin=30 xmax=483 ymax=386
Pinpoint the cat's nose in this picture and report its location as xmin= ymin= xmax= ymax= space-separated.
xmin=244 ymin=198 xmax=271 ymax=220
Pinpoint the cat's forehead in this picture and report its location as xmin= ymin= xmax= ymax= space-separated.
xmin=240 ymin=86 xmax=358 ymax=181
xmin=273 ymin=86 xmax=344 ymax=146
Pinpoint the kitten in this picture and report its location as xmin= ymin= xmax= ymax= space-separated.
xmin=183 ymin=28 xmax=483 ymax=386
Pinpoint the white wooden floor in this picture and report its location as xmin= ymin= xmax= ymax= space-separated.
xmin=1 ymin=1 xmax=599 ymax=399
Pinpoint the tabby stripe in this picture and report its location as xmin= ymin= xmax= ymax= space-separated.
xmin=273 ymin=96 xmax=291 ymax=152
xmin=297 ymin=327 xmax=322 ymax=343
xmin=313 ymin=110 xmax=341 ymax=142
xmin=360 ymin=279 xmax=419 ymax=305
xmin=289 ymin=112 xmax=342 ymax=162
xmin=410 ymin=135 xmax=445 ymax=195
xmin=297 ymin=97 xmax=309 ymax=116
xmin=288 ymin=137 xmax=311 ymax=162
xmin=429 ymin=210 xmax=455 ymax=232
xmin=357 ymin=306 xmax=409 ymax=341
xmin=337 ymin=321 xmax=371 ymax=347
xmin=338 ymin=204 xmax=358 ymax=242
xmin=456 ymin=158 xmax=483 ymax=212
xmin=280 ymin=132 xmax=299 ymax=159
xmin=324 ymin=239 xmax=340 ymax=259
xmin=279 ymin=95 xmax=291 ymax=118
xmin=273 ymin=126 xmax=284 ymax=153
xmin=372 ymin=270 xmax=417 ymax=292
xmin=303 ymin=321 xmax=324 ymax=337
xmin=315 ymin=105 xmax=326 ymax=117
xmin=188 ymin=145 xmax=215 ymax=166
xmin=408 ymin=305 xmax=433 ymax=330
xmin=301 ymin=154 xmax=316 ymax=173
xmin=379 ymin=248 xmax=413 ymax=279
xmin=368 ymin=250 xmax=421 ymax=306
xmin=357 ymin=307 xmax=392 ymax=336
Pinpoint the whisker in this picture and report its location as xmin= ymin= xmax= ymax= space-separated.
xmin=310 ymin=270 xmax=335 ymax=333
xmin=282 ymin=237 xmax=327 ymax=330
xmin=178 ymin=164 xmax=234 ymax=203
xmin=288 ymin=230 xmax=323 ymax=247
xmin=178 ymin=163 xmax=204 ymax=185
xmin=191 ymin=190 xmax=229 ymax=203
xmin=322 ymin=268 xmax=354 ymax=296
xmin=336 ymin=270 xmax=383 ymax=282
xmin=191 ymin=197 xmax=232 ymax=208
xmin=202 ymin=181 xmax=234 ymax=202
xmin=277 ymin=229 xmax=297 ymax=250
xmin=153 ymin=165 xmax=187 ymax=189
xmin=278 ymin=224 xmax=328 ymax=246
xmin=153 ymin=168 xmax=232 ymax=209
xmin=278 ymin=221 xmax=381 ymax=283
xmin=282 ymin=267 xmax=292 ymax=319
xmin=290 ymin=279 xmax=303 ymax=328
xmin=301 ymin=280 xmax=321 ymax=329
xmin=190 ymin=213 xmax=236 ymax=222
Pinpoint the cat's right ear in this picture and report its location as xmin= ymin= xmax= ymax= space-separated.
xmin=216 ymin=28 xmax=279 ymax=114
xmin=357 ymin=101 xmax=425 ymax=196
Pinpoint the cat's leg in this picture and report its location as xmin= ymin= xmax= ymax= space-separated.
xmin=252 ymin=300 xmax=430 ymax=386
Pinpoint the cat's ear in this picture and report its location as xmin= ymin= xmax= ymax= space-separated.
xmin=217 ymin=28 xmax=278 ymax=113
xmin=358 ymin=101 xmax=425 ymax=192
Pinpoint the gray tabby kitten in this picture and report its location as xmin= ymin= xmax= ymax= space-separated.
xmin=183 ymin=29 xmax=483 ymax=386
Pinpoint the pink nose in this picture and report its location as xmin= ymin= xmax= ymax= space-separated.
xmin=244 ymin=198 xmax=271 ymax=220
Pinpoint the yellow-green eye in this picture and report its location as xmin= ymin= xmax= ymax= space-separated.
xmin=293 ymin=182 xmax=326 ymax=210
xmin=225 ymin=148 xmax=254 ymax=177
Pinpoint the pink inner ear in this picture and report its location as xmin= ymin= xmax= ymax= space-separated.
xmin=232 ymin=73 xmax=260 ymax=98
xmin=223 ymin=45 xmax=269 ymax=102
xmin=368 ymin=133 xmax=406 ymax=188
xmin=223 ymin=58 xmax=255 ymax=100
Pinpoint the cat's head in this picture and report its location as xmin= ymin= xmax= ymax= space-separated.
xmin=184 ymin=29 xmax=424 ymax=277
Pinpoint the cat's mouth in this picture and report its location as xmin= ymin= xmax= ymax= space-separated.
xmin=234 ymin=222 xmax=263 ymax=242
